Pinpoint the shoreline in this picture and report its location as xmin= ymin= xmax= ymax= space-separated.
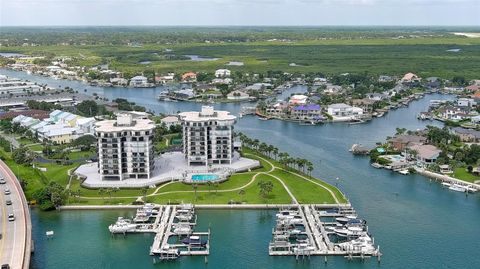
xmin=57 ymin=203 xmax=350 ymax=210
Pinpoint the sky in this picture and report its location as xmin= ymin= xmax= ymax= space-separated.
xmin=0 ymin=0 xmax=479 ymax=26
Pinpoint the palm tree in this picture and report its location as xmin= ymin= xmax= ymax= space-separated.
xmin=192 ymin=184 xmax=198 ymax=201
xmin=98 ymin=188 xmax=106 ymax=200
xmin=214 ymin=182 xmax=219 ymax=194
xmin=207 ymin=181 xmax=212 ymax=193
xmin=272 ymin=147 xmax=279 ymax=160
xmin=307 ymin=163 xmax=314 ymax=177
xmin=238 ymin=189 xmax=246 ymax=202
xmin=141 ymin=187 xmax=149 ymax=202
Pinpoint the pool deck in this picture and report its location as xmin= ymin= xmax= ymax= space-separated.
xmin=76 ymin=151 xmax=260 ymax=188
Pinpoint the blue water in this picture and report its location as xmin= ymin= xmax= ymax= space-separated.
xmin=191 ymin=174 xmax=219 ymax=181
xmin=2 ymin=69 xmax=480 ymax=268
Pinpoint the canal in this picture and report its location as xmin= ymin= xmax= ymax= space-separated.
xmin=2 ymin=69 xmax=479 ymax=269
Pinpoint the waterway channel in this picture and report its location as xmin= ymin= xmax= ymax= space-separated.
xmin=2 ymin=69 xmax=479 ymax=269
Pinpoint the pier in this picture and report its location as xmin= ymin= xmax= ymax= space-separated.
xmin=108 ymin=204 xmax=210 ymax=261
xmin=269 ymin=204 xmax=381 ymax=260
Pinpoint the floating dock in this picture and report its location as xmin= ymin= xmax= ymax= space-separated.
xmin=109 ymin=204 xmax=210 ymax=261
xmin=269 ymin=205 xmax=381 ymax=261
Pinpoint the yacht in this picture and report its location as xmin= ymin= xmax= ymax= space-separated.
xmin=449 ymin=184 xmax=467 ymax=193
xmin=182 ymin=235 xmax=207 ymax=247
xmin=338 ymin=235 xmax=376 ymax=252
xmin=175 ymin=213 xmax=194 ymax=222
xmin=108 ymin=217 xmax=137 ymax=234
xmin=158 ymin=245 xmax=180 ymax=260
xmin=173 ymin=224 xmax=192 ymax=236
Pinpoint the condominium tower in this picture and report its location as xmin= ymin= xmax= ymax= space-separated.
xmin=179 ymin=106 xmax=236 ymax=166
xmin=95 ymin=114 xmax=155 ymax=180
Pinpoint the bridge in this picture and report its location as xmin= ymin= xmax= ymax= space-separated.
xmin=0 ymin=160 xmax=32 ymax=269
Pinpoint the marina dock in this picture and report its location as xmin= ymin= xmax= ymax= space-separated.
xmin=109 ymin=204 xmax=210 ymax=261
xmin=269 ymin=205 xmax=381 ymax=260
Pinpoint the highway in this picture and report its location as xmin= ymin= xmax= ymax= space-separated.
xmin=0 ymin=160 xmax=31 ymax=269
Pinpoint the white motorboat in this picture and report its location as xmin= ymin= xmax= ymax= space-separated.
xmin=371 ymin=163 xmax=383 ymax=169
xmin=293 ymin=243 xmax=315 ymax=254
xmin=398 ymin=169 xmax=410 ymax=175
xmin=334 ymin=227 xmax=364 ymax=238
xmin=108 ymin=217 xmax=137 ymax=234
xmin=158 ymin=245 xmax=180 ymax=260
xmin=338 ymin=235 xmax=376 ymax=252
xmin=175 ymin=213 xmax=193 ymax=222
xmin=449 ymin=184 xmax=467 ymax=193
xmin=441 ymin=182 xmax=451 ymax=188
xmin=173 ymin=224 xmax=192 ymax=235
xmin=276 ymin=210 xmax=299 ymax=219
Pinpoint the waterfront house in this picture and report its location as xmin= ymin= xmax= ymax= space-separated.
xmin=313 ymin=77 xmax=327 ymax=85
xmin=290 ymin=104 xmax=322 ymax=120
xmin=160 ymin=116 xmax=180 ymax=128
xmin=245 ymin=83 xmax=273 ymax=92
xmin=155 ymin=73 xmax=175 ymax=84
xmin=401 ymin=72 xmax=421 ymax=84
xmin=327 ymin=103 xmax=363 ymax=120
xmin=212 ymin=78 xmax=233 ymax=85
xmin=289 ymin=94 xmax=308 ymax=105
xmin=366 ymin=92 xmax=389 ymax=101
xmin=266 ymin=102 xmax=288 ymax=117
xmin=351 ymin=99 xmax=378 ymax=113
xmin=215 ymin=69 xmax=231 ymax=78
xmin=110 ymin=77 xmax=128 ymax=86
xmin=425 ymin=77 xmax=441 ymax=89
xmin=323 ymin=84 xmax=343 ymax=95
xmin=173 ymin=88 xmax=196 ymax=100
xmin=388 ymin=134 xmax=427 ymax=151
xmin=181 ymin=72 xmax=197 ymax=82
xmin=457 ymin=98 xmax=476 ymax=108
xmin=466 ymin=84 xmax=479 ymax=93
xmin=408 ymin=144 xmax=441 ymax=165
xmin=437 ymin=106 xmax=471 ymax=121
xmin=227 ymin=90 xmax=249 ymax=101
xmin=451 ymin=127 xmax=480 ymax=142
xmin=129 ymin=76 xmax=149 ymax=87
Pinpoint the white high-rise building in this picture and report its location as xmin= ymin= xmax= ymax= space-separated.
xmin=179 ymin=106 xmax=236 ymax=166
xmin=95 ymin=114 xmax=155 ymax=180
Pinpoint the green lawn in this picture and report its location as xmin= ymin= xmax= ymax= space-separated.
xmin=16 ymin=137 xmax=36 ymax=145
xmin=1 ymin=145 xmax=348 ymax=205
xmin=269 ymin=169 xmax=346 ymax=204
xmin=149 ymin=174 xmax=291 ymax=204
xmin=0 ymin=149 xmax=77 ymax=199
xmin=67 ymin=149 xmax=96 ymax=160
xmin=27 ymin=144 xmax=43 ymax=152
xmin=453 ymin=167 xmax=480 ymax=183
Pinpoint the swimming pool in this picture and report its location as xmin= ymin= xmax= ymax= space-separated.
xmin=191 ymin=174 xmax=219 ymax=181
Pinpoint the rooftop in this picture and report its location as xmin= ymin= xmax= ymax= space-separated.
xmin=179 ymin=106 xmax=236 ymax=122
xmin=95 ymin=115 xmax=155 ymax=132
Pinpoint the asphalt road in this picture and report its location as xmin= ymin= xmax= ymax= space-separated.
xmin=0 ymin=161 xmax=30 ymax=269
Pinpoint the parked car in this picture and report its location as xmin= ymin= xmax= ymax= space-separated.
xmin=8 ymin=214 xmax=15 ymax=222
xmin=1 ymin=264 xmax=10 ymax=269
xmin=0 ymin=178 xmax=6 ymax=184
xmin=4 ymin=188 xmax=10 ymax=195
xmin=6 ymin=200 xmax=12 ymax=206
